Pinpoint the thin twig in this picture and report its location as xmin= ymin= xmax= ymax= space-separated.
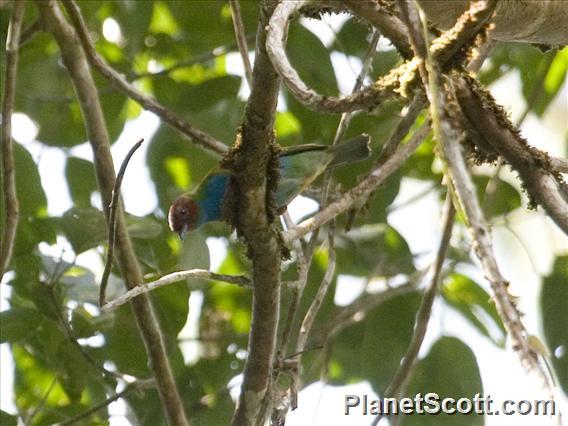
xmin=376 ymin=94 xmax=426 ymax=166
xmin=229 ymin=0 xmax=253 ymax=88
xmin=131 ymin=34 xmax=255 ymax=80
xmin=99 ymin=138 xmax=144 ymax=307
xmin=283 ymin=29 xmax=381 ymax=357
xmin=278 ymin=211 xmax=309 ymax=357
xmin=0 ymin=0 xmax=25 ymax=282
xmin=550 ymin=156 xmax=568 ymax=174
xmin=265 ymin=0 xmax=403 ymax=114
xmin=453 ymin=75 xmax=568 ymax=235
xmin=342 ymin=0 xmax=412 ymax=58
xmin=372 ymin=194 xmax=455 ymax=426
xmin=25 ymin=376 xmax=57 ymax=425
xmin=103 ymin=269 xmax=251 ymax=311
xmin=319 ymin=277 xmax=424 ymax=344
xmin=283 ymin=124 xmax=429 ymax=244
xmin=19 ymin=16 xmax=42 ymax=48
xmin=58 ymin=380 xmax=155 ymax=426
xmin=48 ymin=283 xmax=121 ymax=379
xmin=411 ymin=0 xmax=556 ymax=401
xmin=296 ymin=226 xmax=336 ymax=355
xmin=61 ymin=0 xmax=227 ymax=156
xmin=37 ymin=2 xmax=188 ymax=423
xmin=315 ymin=29 xmax=381 ymax=234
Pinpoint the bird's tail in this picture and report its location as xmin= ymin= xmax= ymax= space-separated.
xmin=327 ymin=134 xmax=371 ymax=169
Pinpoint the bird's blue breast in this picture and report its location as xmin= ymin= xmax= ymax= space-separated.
xmin=197 ymin=173 xmax=230 ymax=224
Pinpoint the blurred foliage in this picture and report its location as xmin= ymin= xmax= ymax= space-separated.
xmin=541 ymin=256 xmax=568 ymax=394
xmin=0 ymin=1 xmax=565 ymax=425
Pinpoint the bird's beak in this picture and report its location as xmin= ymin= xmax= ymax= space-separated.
xmin=178 ymin=224 xmax=189 ymax=241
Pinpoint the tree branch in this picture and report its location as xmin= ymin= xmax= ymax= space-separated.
xmin=316 ymin=278 xmax=423 ymax=344
xmin=229 ymin=0 xmax=253 ymax=88
xmin=417 ymin=0 xmax=568 ymax=45
xmin=0 ymin=0 xmax=25 ymax=282
xmin=229 ymin=0 xmax=284 ymax=424
xmin=58 ymin=379 xmax=155 ymax=426
xmin=372 ymin=194 xmax=455 ymax=426
xmin=265 ymin=0 xmax=405 ymax=114
xmin=61 ymin=0 xmax=228 ymax=156
xmin=283 ymin=124 xmax=429 ymax=243
xmin=410 ymin=0 xmax=556 ymax=398
xmin=452 ymin=74 xmax=568 ymax=235
xmin=342 ymin=0 xmax=413 ymax=58
xmin=36 ymin=2 xmax=189 ymax=424
xmin=103 ymin=269 xmax=251 ymax=311
xmin=100 ymin=138 xmax=144 ymax=306
xmin=295 ymin=227 xmax=336 ymax=355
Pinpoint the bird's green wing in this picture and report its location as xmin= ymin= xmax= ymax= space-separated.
xmin=277 ymin=148 xmax=333 ymax=207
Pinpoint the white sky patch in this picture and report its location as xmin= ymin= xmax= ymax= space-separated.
xmin=300 ymin=13 xmax=350 ymax=48
xmin=11 ymin=112 xmax=39 ymax=144
xmin=178 ymin=290 xmax=204 ymax=366
xmin=286 ymin=195 xmax=319 ymax=224
xmin=102 ymin=18 xmax=123 ymax=44
xmin=388 ymin=177 xmax=443 ymax=267
xmin=20 ymin=140 xmax=73 ymax=216
xmin=334 ymin=274 xmax=366 ymax=306
xmin=110 ymin=110 xmax=160 ymax=216
xmin=330 ymin=51 xmax=363 ymax=95
xmin=206 ymin=237 xmax=228 ymax=272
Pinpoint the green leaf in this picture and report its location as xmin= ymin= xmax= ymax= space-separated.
xmin=0 ymin=411 xmax=17 ymax=426
xmin=55 ymin=207 xmax=164 ymax=254
xmin=474 ymin=176 xmax=522 ymax=218
xmin=403 ymin=337 xmax=483 ymax=426
xmin=335 ymin=224 xmax=415 ymax=277
xmin=12 ymin=142 xmax=47 ymax=217
xmin=146 ymin=124 xmax=218 ymax=214
xmin=324 ymin=291 xmax=421 ymax=391
xmin=480 ymin=43 xmax=565 ymax=117
xmin=154 ymin=75 xmax=241 ymax=114
xmin=332 ymin=18 xmax=371 ymax=57
xmin=287 ymin=22 xmax=337 ymax=95
xmin=442 ymin=273 xmax=506 ymax=346
xmin=541 ymin=256 xmax=568 ymax=394
xmin=57 ymin=207 xmax=108 ymax=253
xmin=103 ymin=306 xmax=149 ymax=376
xmin=65 ymin=157 xmax=98 ymax=208
xmin=0 ymin=307 xmax=44 ymax=343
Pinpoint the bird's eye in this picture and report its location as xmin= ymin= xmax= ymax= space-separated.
xmin=180 ymin=208 xmax=188 ymax=215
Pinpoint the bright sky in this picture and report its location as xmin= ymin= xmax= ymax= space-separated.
xmin=1 ymin=12 xmax=567 ymax=426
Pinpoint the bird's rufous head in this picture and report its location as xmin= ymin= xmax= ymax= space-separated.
xmin=168 ymin=196 xmax=199 ymax=240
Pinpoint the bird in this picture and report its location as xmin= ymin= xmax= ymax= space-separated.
xmin=168 ymin=134 xmax=371 ymax=239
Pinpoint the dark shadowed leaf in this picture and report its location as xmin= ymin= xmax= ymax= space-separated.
xmin=541 ymin=256 xmax=568 ymax=394
xmin=402 ymin=337 xmax=483 ymax=426
xmin=442 ymin=273 xmax=506 ymax=346
xmin=321 ymin=291 xmax=421 ymax=392
xmin=65 ymin=157 xmax=98 ymax=208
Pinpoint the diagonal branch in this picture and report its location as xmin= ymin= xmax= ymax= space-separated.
xmin=229 ymin=0 xmax=254 ymax=88
xmin=100 ymin=138 xmax=144 ymax=306
xmin=103 ymin=269 xmax=251 ymax=311
xmin=342 ymin=0 xmax=413 ymax=58
xmin=452 ymin=74 xmax=568 ymax=235
xmin=408 ymin=0 xmax=556 ymax=400
xmin=61 ymin=0 xmax=227 ymax=156
xmin=372 ymin=194 xmax=455 ymax=426
xmin=36 ymin=2 xmax=189 ymax=424
xmin=1 ymin=0 xmax=25 ymax=282
xmin=265 ymin=0 xmax=404 ymax=114
xmin=283 ymin=124 xmax=429 ymax=243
